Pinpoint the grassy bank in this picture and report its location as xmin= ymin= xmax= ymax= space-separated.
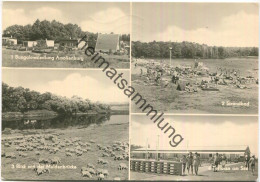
xmin=2 ymin=121 xmax=129 ymax=180
xmin=2 ymin=48 xmax=130 ymax=68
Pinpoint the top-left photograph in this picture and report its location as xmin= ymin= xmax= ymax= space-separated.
xmin=2 ymin=2 xmax=130 ymax=68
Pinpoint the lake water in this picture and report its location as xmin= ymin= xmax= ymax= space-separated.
xmin=2 ymin=114 xmax=129 ymax=131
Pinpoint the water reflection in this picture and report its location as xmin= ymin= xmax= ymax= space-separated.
xmin=2 ymin=114 xmax=127 ymax=131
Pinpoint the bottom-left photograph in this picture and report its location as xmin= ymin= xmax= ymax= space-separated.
xmin=2 ymin=69 xmax=129 ymax=180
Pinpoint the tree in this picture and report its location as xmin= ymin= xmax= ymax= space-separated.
xmin=17 ymin=97 xmax=27 ymax=112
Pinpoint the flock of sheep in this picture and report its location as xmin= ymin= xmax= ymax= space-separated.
xmin=2 ymin=133 xmax=129 ymax=180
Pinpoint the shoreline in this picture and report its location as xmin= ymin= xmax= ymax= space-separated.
xmin=2 ymin=109 xmax=129 ymax=120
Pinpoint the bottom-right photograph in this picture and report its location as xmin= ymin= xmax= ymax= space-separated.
xmin=130 ymin=115 xmax=258 ymax=181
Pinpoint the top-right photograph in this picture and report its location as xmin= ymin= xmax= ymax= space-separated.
xmin=131 ymin=3 xmax=259 ymax=115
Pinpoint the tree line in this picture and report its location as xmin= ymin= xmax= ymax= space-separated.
xmin=132 ymin=41 xmax=258 ymax=59
xmin=3 ymin=19 xmax=130 ymax=46
xmin=2 ymin=83 xmax=111 ymax=115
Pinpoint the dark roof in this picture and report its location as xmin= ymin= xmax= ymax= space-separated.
xmin=95 ymin=34 xmax=119 ymax=51
xmin=133 ymin=146 xmax=248 ymax=153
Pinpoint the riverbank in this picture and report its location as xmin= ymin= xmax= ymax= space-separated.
xmin=3 ymin=108 xmax=129 ymax=120
xmin=2 ymin=110 xmax=58 ymax=119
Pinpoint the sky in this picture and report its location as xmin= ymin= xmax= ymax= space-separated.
xmin=2 ymin=69 xmax=130 ymax=104
xmin=3 ymin=2 xmax=130 ymax=34
xmin=132 ymin=3 xmax=259 ymax=47
xmin=131 ymin=115 xmax=258 ymax=156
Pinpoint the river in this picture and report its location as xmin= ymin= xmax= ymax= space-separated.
xmin=2 ymin=114 xmax=129 ymax=131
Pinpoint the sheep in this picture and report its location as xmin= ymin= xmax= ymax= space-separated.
xmin=11 ymin=154 xmax=16 ymax=159
xmin=125 ymin=156 xmax=129 ymax=161
xmin=78 ymin=142 xmax=86 ymax=147
xmin=115 ymin=141 xmax=121 ymax=145
xmin=87 ymin=168 xmax=96 ymax=175
xmin=49 ymin=149 xmax=55 ymax=154
xmin=1 ymin=152 xmax=5 ymax=157
xmin=35 ymin=151 xmax=40 ymax=155
xmin=5 ymin=152 xmax=16 ymax=159
xmin=70 ymin=149 xmax=76 ymax=153
xmin=19 ymin=143 xmax=26 ymax=148
xmin=14 ymin=140 xmax=22 ymax=145
xmin=52 ymin=147 xmax=60 ymax=153
xmin=36 ymin=168 xmax=44 ymax=175
xmin=43 ymin=146 xmax=49 ymax=150
xmin=98 ymin=173 xmax=105 ymax=180
xmin=27 ymin=146 xmax=34 ymax=151
xmin=4 ymin=143 xmax=10 ymax=147
xmin=81 ymin=149 xmax=88 ymax=153
xmin=98 ymin=158 xmax=108 ymax=165
xmin=76 ymin=150 xmax=83 ymax=156
xmin=81 ymin=167 xmax=87 ymax=172
xmin=87 ymin=163 xmax=95 ymax=169
xmin=37 ymin=146 xmax=44 ymax=151
xmin=20 ymin=147 xmax=27 ymax=151
xmin=102 ymin=153 xmax=109 ymax=157
xmin=102 ymin=160 xmax=108 ymax=165
xmin=102 ymin=169 xmax=109 ymax=176
xmin=110 ymin=152 xmax=116 ymax=157
xmin=96 ymin=168 xmax=103 ymax=175
xmin=106 ymin=149 xmax=113 ymax=154
xmin=35 ymin=168 xmax=50 ymax=176
xmin=118 ymin=163 xmax=128 ymax=170
xmin=50 ymin=157 xmax=61 ymax=164
xmin=66 ymin=152 xmax=73 ymax=157
xmin=18 ymin=152 xmax=27 ymax=157
xmin=59 ymin=143 xmax=65 ymax=147
xmin=15 ymin=147 xmax=21 ymax=151
xmin=97 ymin=158 xmax=104 ymax=164
xmin=85 ymin=142 xmax=91 ymax=146
xmin=39 ymin=158 xmax=49 ymax=164
xmin=82 ymin=170 xmax=92 ymax=178
xmin=89 ymin=140 xmax=95 ymax=143
xmin=75 ymin=146 xmax=82 ymax=150
xmin=114 ymin=155 xmax=124 ymax=160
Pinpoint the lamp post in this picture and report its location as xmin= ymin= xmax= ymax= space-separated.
xmin=157 ymin=135 xmax=160 ymax=161
xmin=169 ymin=47 xmax=172 ymax=67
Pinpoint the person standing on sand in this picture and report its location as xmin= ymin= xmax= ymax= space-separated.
xmin=220 ymin=154 xmax=227 ymax=173
xmin=213 ymin=153 xmax=219 ymax=172
xmin=140 ymin=68 xmax=143 ymax=76
xmin=249 ymin=155 xmax=256 ymax=175
xmin=193 ymin=152 xmax=200 ymax=175
xmin=181 ymin=155 xmax=187 ymax=175
xmin=187 ymin=152 xmax=194 ymax=175
xmin=245 ymin=154 xmax=250 ymax=170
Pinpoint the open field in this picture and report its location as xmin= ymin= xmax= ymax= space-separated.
xmin=130 ymin=162 xmax=258 ymax=181
xmin=131 ymin=58 xmax=258 ymax=114
xmin=2 ymin=48 xmax=130 ymax=68
xmin=2 ymin=120 xmax=129 ymax=180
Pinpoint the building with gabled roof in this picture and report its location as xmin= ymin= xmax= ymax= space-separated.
xmin=2 ymin=37 xmax=17 ymax=46
xmin=23 ymin=41 xmax=37 ymax=47
xmin=132 ymin=146 xmax=250 ymax=161
xmin=95 ymin=33 xmax=120 ymax=53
